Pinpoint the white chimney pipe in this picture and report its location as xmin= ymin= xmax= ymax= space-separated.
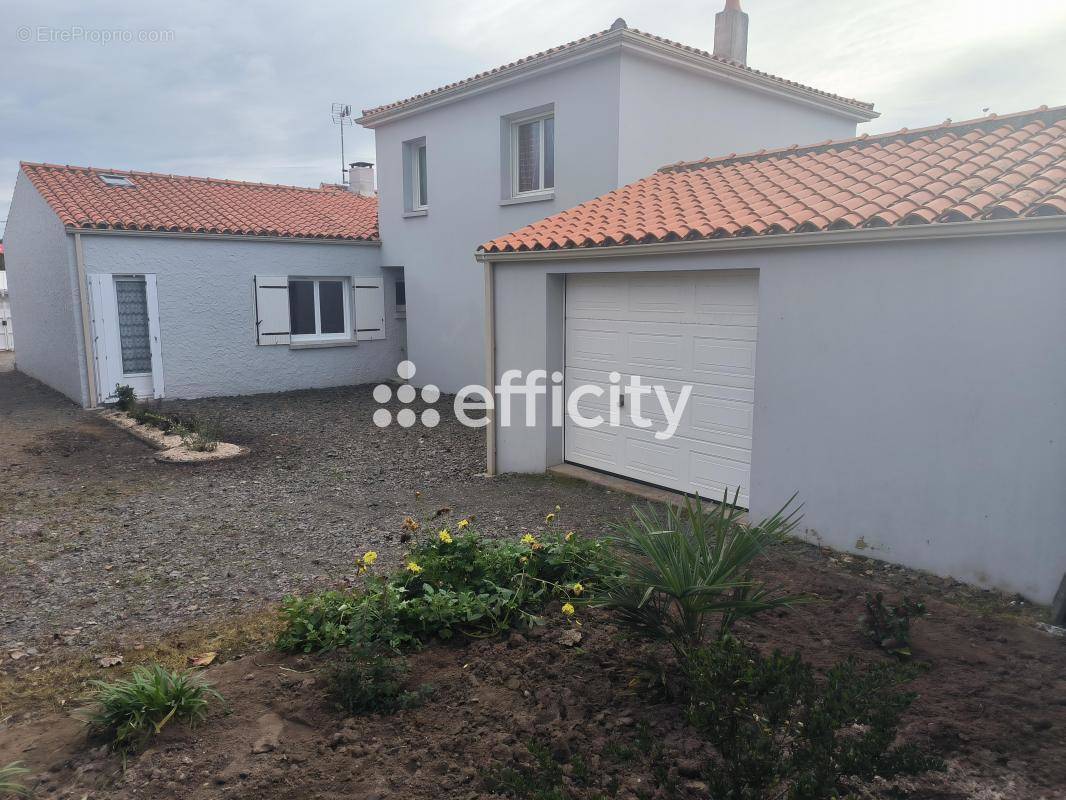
xmin=713 ymin=0 xmax=749 ymax=65
xmin=348 ymin=162 xmax=375 ymax=196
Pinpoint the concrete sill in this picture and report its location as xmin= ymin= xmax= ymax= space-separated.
xmin=500 ymin=192 xmax=554 ymax=207
xmin=289 ymin=340 xmax=360 ymax=350
xmin=403 ymin=209 xmax=428 ymax=219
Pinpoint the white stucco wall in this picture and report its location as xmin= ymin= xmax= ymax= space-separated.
xmin=79 ymin=234 xmax=401 ymax=400
xmin=3 ymin=170 xmax=87 ymax=404
xmin=617 ymin=50 xmax=862 ymax=183
xmin=488 ymin=231 xmax=1066 ymax=603
xmin=373 ymin=52 xmax=624 ymax=394
xmin=371 ymin=46 xmax=867 ymax=395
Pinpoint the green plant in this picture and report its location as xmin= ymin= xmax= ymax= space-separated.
xmin=278 ymin=517 xmax=611 ymax=654
xmin=595 ymin=491 xmax=805 ymax=657
xmin=82 ymin=664 xmax=222 ymax=751
xmin=861 ymin=592 xmax=927 ymax=658
xmin=684 ymin=636 xmax=942 ymax=799
xmin=0 ymin=762 xmax=30 ymax=797
xmin=180 ymin=424 xmax=219 ymax=452
xmin=327 ymin=646 xmax=433 ymax=715
xmin=482 ymin=741 xmax=595 ymax=800
xmin=113 ymin=383 xmax=137 ymax=411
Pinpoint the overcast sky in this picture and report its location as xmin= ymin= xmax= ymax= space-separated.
xmin=3 ymin=0 xmax=1065 ymax=236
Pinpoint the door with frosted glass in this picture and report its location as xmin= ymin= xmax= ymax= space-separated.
xmin=87 ymin=273 xmax=164 ymax=403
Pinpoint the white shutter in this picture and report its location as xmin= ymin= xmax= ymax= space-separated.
xmin=144 ymin=274 xmax=165 ymax=398
xmin=354 ymin=276 xmax=385 ymax=340
xmin=254 ymin=276 xmax=290 ymax=345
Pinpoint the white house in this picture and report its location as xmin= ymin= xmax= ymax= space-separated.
xmin=3 ymin=164 xmax=403 ymax=406
xmin=477 ymin=106 xmax=1066 ymax=603
xmin=357 ymin=7 xmax=878 ymax=392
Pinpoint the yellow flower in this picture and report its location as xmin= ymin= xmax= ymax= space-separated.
xmin=406 ymin=561 xmax=423 ymax=574
xmin=555 ymin=504 xmax=561 ymax=511
xmin=458 ymin=519 xmax=470 ymax=529
xmin=438 ymin=530 xmax=453 ymax=544
xmin=362 ymin=551 xmax=378 ymax=565
xmin=545 ymin=513 xmax=556 ymax=524
xmin=561 ymin=603 xmax=576 ymax=617
xmin=565 ymin=531 xmax=574 ymax=541
xmin=521 ymin=534 xmax=538 ymax=547
xmin=571 ymin=582 xmax=584 ymax=596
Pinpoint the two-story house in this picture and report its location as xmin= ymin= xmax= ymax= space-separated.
xmin=358 ymin=4 xmax=878 ymax=392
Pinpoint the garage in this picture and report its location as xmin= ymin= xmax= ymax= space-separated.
xmin=563 ymin=270 xmax=758 ymax=507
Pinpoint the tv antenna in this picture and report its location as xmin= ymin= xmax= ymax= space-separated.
xmin=331 ymin=103 xmax=354 ymax=185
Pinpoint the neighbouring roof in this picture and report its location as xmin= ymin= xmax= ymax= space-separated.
xmin=481 ymin=106 xmax=1066 ymax=254
xmin=20 ymin=163 xmax=379 ymax=241
xmin=358 ymin=22 xmax=875 ymax=125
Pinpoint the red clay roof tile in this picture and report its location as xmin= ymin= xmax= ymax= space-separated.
xmin=482 ymin=106 xmax=1066 ymax=254
xmin=20 ymin=163 xmax=379 ymax=242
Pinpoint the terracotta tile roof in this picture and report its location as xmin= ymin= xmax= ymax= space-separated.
xmin=20 ymin=163 xmax=379 ymax=241
xmin=359 ymin=23 xmax=874 ymax=122
xmin=482 ymin=106 xmax=1066 ymax=253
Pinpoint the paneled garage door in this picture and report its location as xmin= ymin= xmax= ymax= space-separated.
xmin=564 ymin=271 xmax=758 ymax=508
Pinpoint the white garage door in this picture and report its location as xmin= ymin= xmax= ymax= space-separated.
xmin=564 ymin=270 xmax=758 ymax=508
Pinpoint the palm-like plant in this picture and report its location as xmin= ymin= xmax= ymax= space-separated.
xmin=595 ymin=489 xmax=805 ymax=657
xmin=0 ymin=762 xmax=30 ymax=797
xmin=82 ymin=664 xmax=222 ymax=751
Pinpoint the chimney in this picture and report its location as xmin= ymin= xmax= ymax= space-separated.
xmin=713 ymin=0 xmax=749 ymax=65
xmin=348 ymin=161 xmax=375 ymax=197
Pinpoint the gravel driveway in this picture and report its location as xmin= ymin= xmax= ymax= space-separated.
xmin=0 ymin=368 xmax=634 ymax=678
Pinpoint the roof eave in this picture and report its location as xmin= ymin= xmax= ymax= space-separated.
xmin=65 ymin=226 xmax=382 ymax=245
xmin=475 ymin=216 xmax=1066 ymax=262
xmin=357 ymin=29 xmax=875 ymax=128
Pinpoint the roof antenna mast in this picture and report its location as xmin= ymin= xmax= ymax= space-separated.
xmin=331 ymin=103 xmax=354 ymax=185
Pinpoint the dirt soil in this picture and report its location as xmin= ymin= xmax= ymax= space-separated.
xmin=2 ymin=367 xmax=1066 ymax=799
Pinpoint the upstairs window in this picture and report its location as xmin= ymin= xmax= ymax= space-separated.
xmin=404 ymin=138 xmax=428 ymax=212
xmin=511 ymin=113 xmax=554 ymax=196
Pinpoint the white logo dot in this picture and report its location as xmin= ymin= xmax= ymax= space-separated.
xmin=421 ymin=384 xmax=440 ymax=403
xmin=609 ymin=370 xmax=621 ymax=383
xmin=421 ymin=408 xmax=440 ymax=428
xmin=396 ymin=408 xmax=416 ymax=428
xmin=397 ymin=360 xmax=416 ymax=380
xmin=397 ymin=384 xmax=416 ymax=404
xmin=373 ymin=384 xmax=392 ymax=404
xmin=372 ymin=408 xmax=392 ymax=428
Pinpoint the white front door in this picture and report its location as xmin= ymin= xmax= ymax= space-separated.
xmin=564 ymin=270 xmax=758 ymax=508
xmin=0 ymin=293 xmax=12 ymax=351
xmin=88 ymin=273 xmax=165 ymax=403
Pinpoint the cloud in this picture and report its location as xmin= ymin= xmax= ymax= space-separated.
xmin=2 ymin=0 xmax=1065 ymax=235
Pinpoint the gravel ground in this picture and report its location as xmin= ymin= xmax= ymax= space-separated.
xmin=0 ymin=368 xmax=635 ymax=675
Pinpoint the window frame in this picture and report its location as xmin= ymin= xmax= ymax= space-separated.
xmin=410 ymin=142 xmax=428 ymax=212
xmin=288 ymin=277 xmax=352 ymax=343
xmin=510 ymin=111 xmax=554 ymax=198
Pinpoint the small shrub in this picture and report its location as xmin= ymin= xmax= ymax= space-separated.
xmin=862 ymin=592 xmax=927 ymax=658
xmin=181 ymin=424 xmax=219 ymax=452
xmin=482 ymin=741 xmax=592 ymax=800
xmin=595 ymin=491 xmax=805 ymax=657
xmin=684 ymin=636 xmax=942 ymax=799
xmin=82 ymin=664 xmax=222 ymax=752
xmin=113 ymin=384 xmax=137 ymax=412
xmin=0 ymin=762 xmax=30 ymax=797
xmin=327 ymin=646 xmax=432 ymax=715
xmin=278 ymin=515 xmax=612 ymax=654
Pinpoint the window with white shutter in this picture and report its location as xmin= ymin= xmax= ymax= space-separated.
xmin=254 ymin=276 xmax=291 ymax=345
xmin=353 ymin=276 xmax=386 ymax=340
